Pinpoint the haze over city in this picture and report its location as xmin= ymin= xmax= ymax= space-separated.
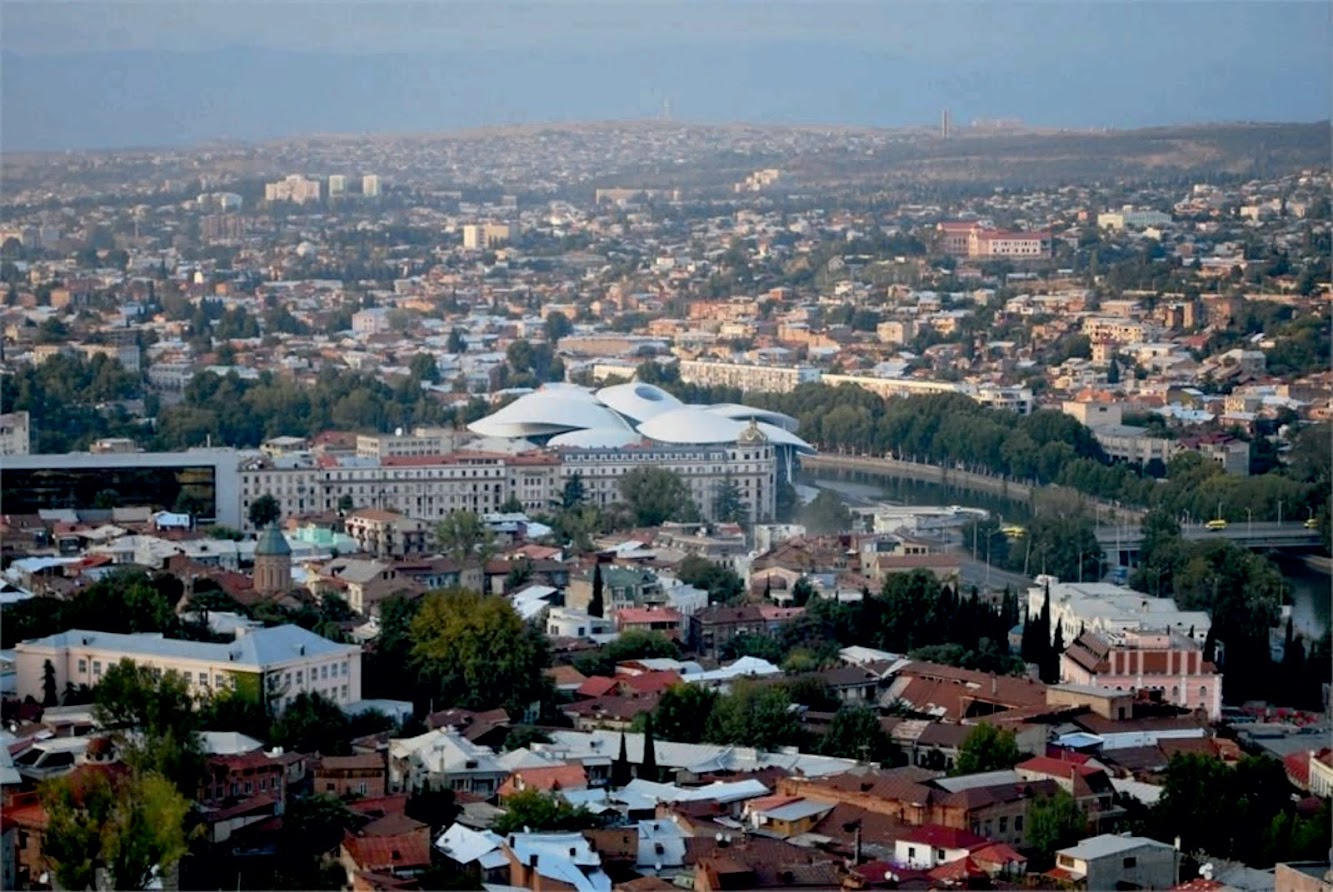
xmin=2 ymin=0 xmax=1331 ymax=151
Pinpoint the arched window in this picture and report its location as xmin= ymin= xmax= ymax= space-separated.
xmin=1171 ymin=685 xmax=1179 ymax=700
xmin=1200 ymin=685 xmax=1208 ymax=700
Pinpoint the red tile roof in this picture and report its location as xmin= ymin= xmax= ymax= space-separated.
xmin=900 ymin=824 xmax=988 ymax=850
xmin=342 ymin=831 xmax=432 ymax=873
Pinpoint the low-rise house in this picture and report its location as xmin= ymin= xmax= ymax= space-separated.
xmin=688 ymin=604 xmax=766 ymax=659
xmin=339 ymin=815 xmax=432 ymax=891
xmin=1052 ymin=833 xmax=1179 ymax=890
xmin=388 ymin=728 xmax=507 ymax=796
xmin=616 ymin=607 xmax=684 ymax=641
xmin=742 ymin=795 xmax=834 ymax=839
xmin=344 ymin=509 xmax=431 ymax=558
xmin=313 ymin=754 xmax=388 ymax=799
xmin=434 ymin=823 xmax=509 ymax=886
xmin=500 ymin=831 xmax=613 ymax=892
xmin=894 ymin=824 xmax=988 ymax=870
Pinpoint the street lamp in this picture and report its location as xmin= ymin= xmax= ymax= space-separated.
xmin=1246 ymin=508 xmax=1252 ymax=537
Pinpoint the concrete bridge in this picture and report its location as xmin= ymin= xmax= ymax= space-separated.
xmin=1097 ymin=521 xmax=1323 ymax=566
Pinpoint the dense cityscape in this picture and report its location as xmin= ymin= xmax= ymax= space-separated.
xmin=1 ymin=8 xmax=1332 ymax=892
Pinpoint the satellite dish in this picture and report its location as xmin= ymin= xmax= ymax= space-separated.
xmin=715 ymin=832 xmax=724 ymax=843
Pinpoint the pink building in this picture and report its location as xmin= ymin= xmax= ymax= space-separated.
xmin=1061 ymin=629 xmax=1222 ymax=720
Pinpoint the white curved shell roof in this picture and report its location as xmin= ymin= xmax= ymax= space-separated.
xmin=468 ymin=380 xmax=814 ymax=452
xmin=547 ymin=428 xmax=645 ymax=449
xmin=595 ymin=382 xmax=684 ymax=423
xmin=468 ymin=388 xmax=631 ymax=438
xmin=702 ymin=403 xmax=799 ymax=433
xmin=636 ymin=407 xmax=748 ymax=444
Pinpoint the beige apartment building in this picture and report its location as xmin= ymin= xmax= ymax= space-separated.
xmin=239 ymin=452 xmax=561 ymax=530
xmin=678 ymin=359 xmax=820 ymax=393
xmin=461 ymin=223 xmax=512 ymax=249
xmin=15 ymin=625 xmax=362 ymax=713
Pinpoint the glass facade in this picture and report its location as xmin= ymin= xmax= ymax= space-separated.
xmin=1 ymin=465 xmax=218 ymax=520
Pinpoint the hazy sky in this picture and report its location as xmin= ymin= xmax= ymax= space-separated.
xmin=2 ymin=1 xmax=1329 ymax=150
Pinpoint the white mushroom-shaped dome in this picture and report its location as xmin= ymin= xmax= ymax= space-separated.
xmin=595 ymin=382 xmax=684 ymax=423
xmin=468 ymin=387 xmax=630 ymax=439
xmin=547 ymin=428 xmax=645 ymax=449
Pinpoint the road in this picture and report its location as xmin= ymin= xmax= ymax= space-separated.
xmin=958 ymin=559 xmax=1034 ymax=597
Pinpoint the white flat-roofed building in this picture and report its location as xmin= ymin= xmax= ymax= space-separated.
xmin=678 ymin=359 xmax=820 ymax=393
xmin=1028 ymin=579 xmax=1211 ymax=647
xmin=0 ymin=410 xmax=30 ymax=455
xmin=15 ymin=624 xmax=361 ymax=712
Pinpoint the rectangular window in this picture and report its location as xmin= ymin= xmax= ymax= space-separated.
xmin=198 ymin=672 xmax=208 ymax=685
xmin=1123 ymin=857 xmax=1137 ymax=868
xmin=1015 ymin=816 xmax=1023 ymax=832
xmin=321 ymin=665 xmax=329 ymax=679
xmin=1000 ymin=817 xmax=1008 ymax=833
xmin=341 ymin=685 xmax=348 ymax=700
xmin=78 ymin=659 xmax=87 ymax=674
xmin=92 ymin=661 xmax=102 ymax=676
xmin=296 ymin=670 xmax=303 ymax=684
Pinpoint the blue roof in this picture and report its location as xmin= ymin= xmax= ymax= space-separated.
xmin=21 ymin=625 xmax=356 ymax=668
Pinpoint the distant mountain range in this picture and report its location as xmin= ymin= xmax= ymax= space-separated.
xmin=3 ymin=41 xmax=1329 ymax=152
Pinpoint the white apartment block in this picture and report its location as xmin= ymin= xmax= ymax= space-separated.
xmin=1081 ymin=316 xmax=1156 ymax=344
xmin=556 ymin=441 xmax=777 ymax=524
xmin=461 ymin=223 xmax=512 ymax=250
xmin=0 ymin=410 xmax=31 ymax=456
xmin=264 ymin=175 xmax=322 ymax=205
xmin=15 ymin=625 xmax=361 ymax=712
xmin=678 ymin=359 xmax=820 ymax=394
xmin=361 ymin=174 xmax=381 ymax=197
xmin=239 ymin=442 xmax=777 ymax=531
xmin=1027 ymin=579 xmax=1211 ymax=647
xmin=239 ymin=452 xmax=561 ymax=530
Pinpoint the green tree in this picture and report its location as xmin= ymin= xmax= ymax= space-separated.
xmin=818 ymin=707 xmax=902 ymax=765
xmin=612 ymin=732 xmax=633 ymax=787
xmin=640 ymin=712 xmax=659 ymax=782
xmin=559 ymin=473 xmax=586 ymax=510
xmin=676 ymin=555 xmax=745 ymax=604
xmin=337 ymin=493 xmax=355 ymax=514
xmin=41 ymin=768 xmax=191 ymax=892
xmin=410 ymin=588 xmax=550 ymax=714
xmin=588 ymin=563 xmax=605 ymax=618
xmin=435 ymin=510 xmax=496 ymax=565
xmin=270 ymin=692 xmax=352 ymax=755
xmin=653 ymin=684 xmax=718 ymax=744
xmin=705 ymin=681 xmax=803 ymax=751
xmin=954 ymin=723 xmax=1021 ymax=775
xmin=42 ymin=658 xmax=59 ymax=707
xmin=447 ymin=328 xmax=467 ymax=353
xmin=1026 ymin=790 xmax=1085 ymax=865
xmin=493 ymin=789 xmax=605 ymax=835
xmin=801 ymin=489 xmax=851 ymax=535
xmin=619 ymin=467 xmax=700 ymax=526
xmin=93 ymin=659 xmax=204 ymax=793
xmin=544 ymin=310 xmax=573 ymax=344
xmin=713 ymin=475 xmax=749 ymax=525
xmin=248 ymin=493 xmax=281 ymax=528
xmin=408 ymin=352 xmax=439 ymax=383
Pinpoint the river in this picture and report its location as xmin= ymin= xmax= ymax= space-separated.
xmin=803 ymin=466 xmax=1331 ymax=640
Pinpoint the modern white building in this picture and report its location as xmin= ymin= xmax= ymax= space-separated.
xmin=361 ymin=174 xmax=381 ymax=197
xmin=1027 ymin=578 xmax=1211 ymax=645
xmin=0 ymin=410 xmax=30 ymax=455
xmin=15 ymin=625 xmax=361 ymax=711
xmin=264 ymin=174 xmax=322 ymax=205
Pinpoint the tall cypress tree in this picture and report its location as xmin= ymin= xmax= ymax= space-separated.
xmin=640 ymin=713 xmax=659 ymax=783
xmin=1049 ymin=620 xmax=1066 ymax=683
xmin=611 ymin=731 xmax=632 ymax=787
xmin=588 ymin=563 xmax=605 ymax=618
xmin=41 ymin=659 xmax=58 ymax=708
xmin=1038 ymin=583 xmax=1053 ymax=671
